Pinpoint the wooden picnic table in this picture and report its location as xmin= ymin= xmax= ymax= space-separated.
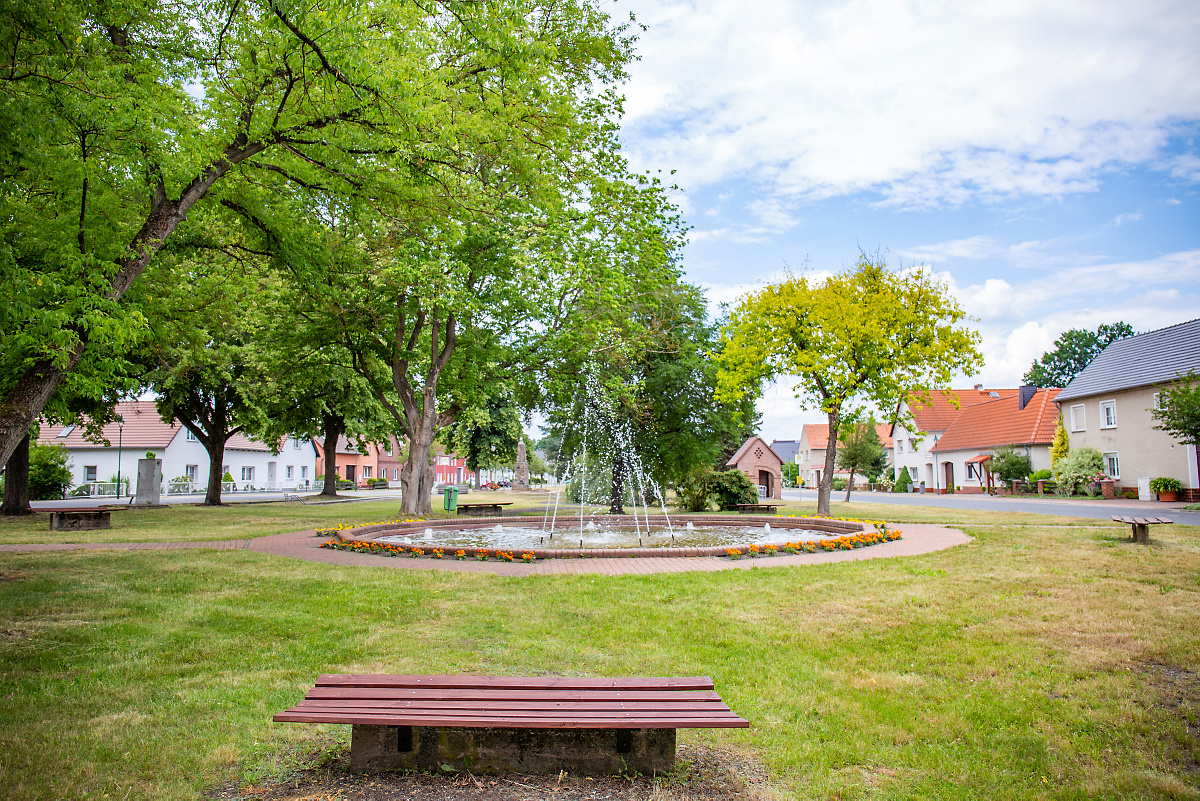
xmin=1111 ymin=515 xmax=1173 ymax=544
xmin=274 ymin=673 xmax=748 ymax=774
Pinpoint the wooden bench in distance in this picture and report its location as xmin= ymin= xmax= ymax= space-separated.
xmin=729 ymin=503 xmax=778 ymax=514
xmin=455 ymin=502 xmax=513 ymax=517
xmin=1112 ymin=515 xmax=1173 ymax=544
xmin=273 ymin=674 xmax=749 ymax=774
xmin=42 ymin=507 xmax=113 ymax=531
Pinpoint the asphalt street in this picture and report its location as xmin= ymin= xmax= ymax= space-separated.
xmin=781 ymin=488 xmax=1200 ymax=526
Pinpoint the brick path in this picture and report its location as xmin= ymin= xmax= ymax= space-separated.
xmin=0 ymin=524 xmax=970 ymax=576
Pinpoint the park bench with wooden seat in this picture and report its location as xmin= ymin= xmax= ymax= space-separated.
xmin=40 ymin=506 xmax=114 ymax=531
xmin=1112 ymin=515 xmax=1173 ymax=544
xmin=728 ymin=503 xmax=778 ymax=514
xmin=455 ymin=501 xmax=513 ymax=517
xmin=273 ymin=673 xmax=748 ymax=774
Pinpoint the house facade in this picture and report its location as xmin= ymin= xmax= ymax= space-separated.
xmin=39 ymin=400 xmax=317 ymax=494
xmin=797 ymin=423 xmax=893 ymax=488
xmin=725 ymin=436 xmax=783 ymax=499
xmin=891 ymin=387 xmax=1019 ymax=489
xmin=929 ymin=387 xmax=1060 ymax=493
xmin=1055 ymin=319 xmax=1200 ymax=500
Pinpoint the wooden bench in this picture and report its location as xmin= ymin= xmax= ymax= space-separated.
xmin=728 ymin=503 xmax=778 ymax=514
xmin=1112 ymin=515 xmax=1173 ymax=544
xmin=273 ymin=674 xmax=748 ymax=774
xmin=455 ymin=501 xmax=513 ymax=517
xmin=41 ymin=507 xmax=113 ymax=531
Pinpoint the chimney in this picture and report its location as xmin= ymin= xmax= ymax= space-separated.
xmin=973 ymin=383 xmax=984 ymax=391
xmin=1018 ymin=385 xmax=1037 ymax=411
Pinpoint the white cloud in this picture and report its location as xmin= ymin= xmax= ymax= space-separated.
xmin=1112 ymin=212 xmax=1143 ymax=226
xmin=620 ymin=0 xmax=1200 ymax=207
xmin=899 ymin=236 xmax=1000 ymax=263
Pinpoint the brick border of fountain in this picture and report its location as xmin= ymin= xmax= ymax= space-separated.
xmin=331 ymin=514 xmax=869 ymax=560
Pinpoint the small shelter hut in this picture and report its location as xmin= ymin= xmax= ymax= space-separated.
xmin=726 ymin=437 xmax=784 ymax=500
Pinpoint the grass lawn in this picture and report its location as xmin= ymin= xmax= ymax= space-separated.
xmin=0 ymin=508 xmax=1197 ymax=799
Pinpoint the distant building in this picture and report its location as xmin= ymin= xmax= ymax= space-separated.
xmin=725 ymin=436 xmax=783 ymax=499
xmin=1055 ymin=318 xmax=1200 ymax=500
xmin=891 ymin=387 xmax=1019 ymax=489
xmin=769 ymin=439 xmax=799 ymax=465
xmin=39 ymin=400 xmax=316 ymax=493
xmin=930 ymin=387 xmax=1061 ymax=493
xmin=796 ymin=423 xmax=893 ymax=488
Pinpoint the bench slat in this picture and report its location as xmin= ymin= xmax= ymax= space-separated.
xmin=273 ymin=711 xmax=749 ymax=728
xmin=293 ymin=699 xmax=732 ymax=712
xmin=304 ymin=685 xmax=724 ymax=695
xmin=315 ymin=674 xmax=716 ymax=691
xmin=289 ymin=705 xmax=737 ymax=720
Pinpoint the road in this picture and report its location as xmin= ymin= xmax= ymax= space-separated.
xmin=781 ymin=488 xmax=1200 ymax=526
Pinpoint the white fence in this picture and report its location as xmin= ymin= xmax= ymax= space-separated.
xmin=71 ymin=480 xmax=310 ymax=497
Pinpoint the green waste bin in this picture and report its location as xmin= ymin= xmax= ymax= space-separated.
xmin=443 ymin=486 xmax=458 ymax=512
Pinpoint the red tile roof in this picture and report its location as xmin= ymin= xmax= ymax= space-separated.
xmin=906 ymin=389 xmax=1019 ymax=433
xmin=40 ymin=400 xmax=276 ymax=452
xmin=725 ymin=436 xmax=784 ymax=468
xmin=932 ymin=389 xmax=1061 ymax=453
xmin=802 ymin=423 xmax=892 ymax=450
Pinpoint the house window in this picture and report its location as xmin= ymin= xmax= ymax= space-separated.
xmin=393 ymin=468 xmax=399 ymax=480
xmin=57 ymin=425 xmax=75 ymax=438
xmin=185 ymin=465 xmax=197 ymax=482
xmin=384 ymin=441 xmax=392 ymax=455
xmin=301 ymin=466 xmax=308 ymax=479
xmin=363 ymin=466 xmax=372 ymax=479
xmin=286 ymin=465 xmax=294 ymax=479
xmin=1099 ymin=400 xmax=1117 ymax=429
xmin=222 ymin=465 xmax=230 ymax=476
xmin=84 ymin=465 xmax=98 ymax=482
xmin=241 ymin=466 xmax=254 ymax=481
xmin=897 ymin=441 xmax=903 ymax=453
xmin=1070 ymin=404 xmax=1086 ymax=432
xmin=1152 ymin=393 xmax=1162 ymax=410
xmin=185 ymin=428 xmax=198 ymax=441
xmin=1104 ymin=452 xmax=1120 ymax=478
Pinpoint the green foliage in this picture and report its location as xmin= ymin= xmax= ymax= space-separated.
xmin=1024 ymin=323 xmax=1135 ymax=387
xmin=1050 ymin=417 xmax=1070 ymax=473
xmin=1054 ymin=447 xmax=1105 ymax=495
xmin=894 ymin=466 xmax=913 ymax=492
xmin=709 ymin=469 xmax=758 ymax=510
xmin=221 ymin=472 xmax=235 ymax=484
xmin=831 ymin=477 xmax=848 ymax=491
xmin=782 ymin=462 xmax=799 ymax=488
xmin=717 ymin=253 xmax=982 ymax=515
xmin=986 ymin=445 xmax=1033 ymax=488
xmin=836 ymin=418 xmax=888 ymax=485
xmin=29 ymin=444 xmax=72 ymax=501
xmin=1152 ymin=372 xmax=1200 ymax=447
xmin=447 ymin=392 xmax=522 ymax=483
xmin=1029 ymin=469 xmax=1053 ymax=482
xmin=675 ymin=469 xmax=714 ymax=512
xmin=1149 ymin=477 xmax=1183 ymax=494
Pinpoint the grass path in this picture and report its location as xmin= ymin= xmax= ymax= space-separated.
xmin=0 ymin=510 xmax=1197 ymax=799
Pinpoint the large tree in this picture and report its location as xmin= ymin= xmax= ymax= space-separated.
xmin=717 ymin=255 xmax=983 ymax=515
xmin=1152 ymin=371 xmax=1200 ymax=449
xmin=835 ymin=417 xmax=887 ymax=501
xmin=0 ymin=0 xmax=641 ymax=469
xmin=1023 ymin=323 xmax=1135 ymax=388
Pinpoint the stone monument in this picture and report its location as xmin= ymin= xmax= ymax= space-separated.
xmin=512 ymin=440 xmax=530 ymax=491
xmin=135 ymin=458 xmax=162 ymax=505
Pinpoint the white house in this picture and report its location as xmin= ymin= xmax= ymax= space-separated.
xmin=39 ymin=400 xmax=317 ymax=495
xmin=890 ymin=387 xmax=1019 ymax=489
xmin=797 ymin=423 xmax=894 ymax=488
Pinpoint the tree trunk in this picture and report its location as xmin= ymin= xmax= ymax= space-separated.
xmin=608 ymin=451 xmax=625 ymax=515
xmin=320 ymin=413 xmax=344 ymax=497
xmin=0 ymin=434 xmax=32 ymax=516
xmin=817 ymin=411 xmax=840 ymax=516
xmin=844 ymin=470 xmax=855 ymax=503
xmin=0 ymin=360 xmax=75 ymax=477
xmin=203 ymin=435 xmax=228 ymax=506
xmin=399 ymin=418 xmax=436 ymax=516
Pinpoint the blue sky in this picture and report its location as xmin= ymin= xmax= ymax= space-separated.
xmin=609 ymin=0 xmax=1200 ymax=441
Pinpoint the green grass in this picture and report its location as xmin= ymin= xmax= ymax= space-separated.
xmin=0 ymin=508 xmax=1197 ymax=799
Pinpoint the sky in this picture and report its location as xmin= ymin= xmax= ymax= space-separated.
xmin=606 ymin=0 xmax=1200 ymax=443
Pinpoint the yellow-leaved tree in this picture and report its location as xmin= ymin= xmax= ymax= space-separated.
xmin=716 ymin=255 xmax=983 ymax=515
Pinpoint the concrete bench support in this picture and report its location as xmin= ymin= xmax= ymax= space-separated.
xmin=350 ymin=724 xmax=676 ymax=775
xmin=49 ymin=510 xmax=111 ymax=531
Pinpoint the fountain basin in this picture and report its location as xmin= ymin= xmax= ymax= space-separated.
xmin=331 ymin=515 xmax=868 ymax=559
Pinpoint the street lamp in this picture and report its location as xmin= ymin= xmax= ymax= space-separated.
xmin=115 ymin=419 xmax=124 ymax=498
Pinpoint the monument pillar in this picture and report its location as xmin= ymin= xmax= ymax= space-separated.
xmin=513 ymin=441 xmax=531 ymax=491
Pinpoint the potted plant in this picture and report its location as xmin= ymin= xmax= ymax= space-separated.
xmin=1148 ymin=477 xmax=1183 ymax=502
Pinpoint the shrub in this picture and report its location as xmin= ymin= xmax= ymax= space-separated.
xmin=29 ymin=443 xmax=73 ymax=500
xmin=1054 ymin=447 xmax=1104 ymax=495
xmin=675 ymin=469 xmax=713 ymax=512
xmin=709 ymin=469 xmax=758 ymax=509
xmin=894 ymin=466 xmax=912 ymax=492
xmin=1149 ymin=477 xmax=1183 ymax=494
xmin=986 ymin=445 xmax=1032 ymax=489
xmin=1029 ymin=469 xmax=1052 ymax=482
xmin=222 ymin=471 xmax=235 ymax=483
xmin=831 ymin=477 xmax=847 ymax=491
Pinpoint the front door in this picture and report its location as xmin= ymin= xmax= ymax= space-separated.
xmin=943 ymin=462 xmax=954 ymax=492
xmin=345 ymin=464 xmax=356 ymax=484
xmin=758 ymin=469 xmax=773 ymax=498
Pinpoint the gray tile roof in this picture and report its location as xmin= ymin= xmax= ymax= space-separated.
xmin=770 ymin=439 xmax=799 ymax=463
xmin=1055 ymin=318 xmax=1200 ymax=402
